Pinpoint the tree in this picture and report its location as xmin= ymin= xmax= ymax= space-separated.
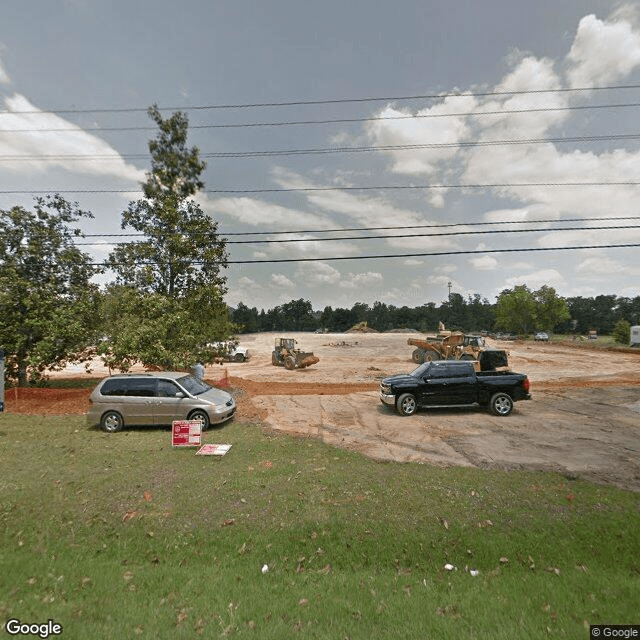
xmin=533 ymin=285 xmax=570 ymax=332
xmin=103 ymin=105 xmax=233 ymax=370
xmin=494 ymin=285 xmax=537 ymax=334
xmin=279 ymin=299 xmax=316 ymax=331
xmin=612 ymin=318 xmax=631 ymax=344
xmin=108 ymin=105 xmax=227 ymax=296
xmin=99 ymin=285 xmax=231 ymax=371
xmin=0 ymin=196 xmax=101 ymax=385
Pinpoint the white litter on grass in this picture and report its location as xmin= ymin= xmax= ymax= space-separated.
xmin=444 ymin=564 xmax=456 ymax=571
xmin=470 ymin=569 xmax=479 ymax=577
xmin=261 ymin=564 xmax=269 ymax=574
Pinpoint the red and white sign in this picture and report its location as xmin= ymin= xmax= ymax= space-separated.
xmin=172 ymin=420 xmax=202 ymax=447
xmin=196 ymin=444 xmax=232 ymax=456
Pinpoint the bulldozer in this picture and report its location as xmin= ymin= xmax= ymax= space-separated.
xmin=271 ymin=338 xmax=320 ymax=370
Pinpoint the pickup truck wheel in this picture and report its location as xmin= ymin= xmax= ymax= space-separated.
xmin=397 ymin=393 xmax=417 ymax=416
xmin=233 ymin=352 xmax=246 ymax=362
xmin=489 ymin=392 xmax=513 ymax=416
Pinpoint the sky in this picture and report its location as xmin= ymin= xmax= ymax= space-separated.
xmin=1 ymin=0 xmax=640 ymax=312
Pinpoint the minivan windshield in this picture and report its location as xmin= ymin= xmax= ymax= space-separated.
xmin=177 ymin=375 xmax=212 ymax=396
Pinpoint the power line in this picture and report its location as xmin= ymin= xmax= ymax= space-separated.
xmin=3 ymin=181 xmax=640 ymax=197
xmin=3 ymin=83 xmax=640 ymax=115
xmin=90 ymin=243 xmax=640 ymax=266
xmin=72 ymin=216 xmax=640 ymax=238
xmin=74 ymin=224 xmax=640 ymax=246
xmin=4 ymin=101 xmax=640 ymax=133
xmin=1 ymin=133 xmax=638 ymax=163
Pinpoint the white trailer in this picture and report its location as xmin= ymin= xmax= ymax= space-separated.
xmin=631 ymin=325 xmax=640 ymax=347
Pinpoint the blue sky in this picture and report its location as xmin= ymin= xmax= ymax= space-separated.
xmin=1 ymin=0 xmax=640 ymax=311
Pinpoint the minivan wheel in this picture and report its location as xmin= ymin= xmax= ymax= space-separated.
xmin=101 ymin=410 xmax=124 ymax=433
xmin=189 ymin=409 xmax=210 ymax=431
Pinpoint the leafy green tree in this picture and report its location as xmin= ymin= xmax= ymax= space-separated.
xmin=231 ymin=303 xmax=260 ymax=333
xmin=98 ymin=285 xmax=231 ymax=371
xmin=533 ymin=285 xmax=570 ymax=332
xmin=494 ymin=285 xmax=537 ymax=334
xmin=108 ymin=105 xmax=227 ymax=296
xmin=0 ymin=196 xmax=101 ymax=385
xmin=103 ymin=105 xmax=233 ymax=370
xmin=612 ymin=318 xmax=631 ymax=344
xmin=279 ymin=299 xmax=316 ymax=331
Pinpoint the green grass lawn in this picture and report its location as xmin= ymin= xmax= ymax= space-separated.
xmin=1 ymin=413 xmax=638 ymax=639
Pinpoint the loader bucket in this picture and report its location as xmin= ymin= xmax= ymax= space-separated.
xmin=297 ymin=353 xmax=320 ymax=368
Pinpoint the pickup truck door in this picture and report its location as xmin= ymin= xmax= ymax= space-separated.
xmin=418 ymin=363 xmax=476 ymax=405
xmin=417 ymin=363 xmax=453 ymax=405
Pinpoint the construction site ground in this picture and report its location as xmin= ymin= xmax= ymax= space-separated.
xmin=5 ymin=332 xmax=640 ymax=491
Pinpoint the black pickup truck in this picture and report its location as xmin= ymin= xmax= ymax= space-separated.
xmin=379 ymin=360 xmax=531 ymax=417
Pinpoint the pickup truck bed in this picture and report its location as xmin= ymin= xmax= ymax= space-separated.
xmin=380 ymin=360 xmax=531 ymax=416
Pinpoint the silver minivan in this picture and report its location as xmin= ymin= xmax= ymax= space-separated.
xmin=87 ymin=372 xmax=236 ymax=432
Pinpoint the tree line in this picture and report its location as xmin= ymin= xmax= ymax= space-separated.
xmin=2 ymin=106 xmax=639 ymax=387
xmin=230 ymin=291 xmax=640 ymax=336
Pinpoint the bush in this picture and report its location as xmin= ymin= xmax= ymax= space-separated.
xmin=612 ymin=318 xmax=630 ymax=344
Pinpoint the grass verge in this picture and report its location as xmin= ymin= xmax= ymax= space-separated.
xmin=1 ymin=413 xmax=638 ymax=639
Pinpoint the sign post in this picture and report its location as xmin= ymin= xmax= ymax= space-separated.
xmin=0 ymin=349 xmax=5 ymax=413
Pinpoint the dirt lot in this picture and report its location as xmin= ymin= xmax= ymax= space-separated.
xmin=5 ymin=331 xmax=640 ymax=491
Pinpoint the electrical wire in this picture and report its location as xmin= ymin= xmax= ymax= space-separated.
xmin=90 ymin=243 xmax=640 ymax=266
xmin=2 ymin=181 xmax=640 ymax=196
xmin=0 ymin=133 xmax=637 ymax=163
xmin=69 ymin=216 xmax=640 ymax=238
xmin=4 ymin=102 xmax=640 ymax=133
xmin=73 ymin=223 xmax=640 ymax=246
xmin=3 ymin=83 xmax=640 ymax=115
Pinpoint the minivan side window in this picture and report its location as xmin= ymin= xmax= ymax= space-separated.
xmin=126 ymin=379 xmax=156 ymax=397
xmin=100 ymin=378 xmax=157 ymax=397
xmin=157 ymin=380 xmax=182 ymax=398
xmin=100 ymin=378 xmax=132 ymax=396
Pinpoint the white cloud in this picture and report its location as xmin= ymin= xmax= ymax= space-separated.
xmin=265 ymin=233 xmax=359 ymax=259
xmin=575 ymin=255 xmax=630 ymax=275
xmin=270 ymin=274 xmax=294 ymax=288
xmin=0 ymin=59 xmax=10 ymax=84
xmin=469 ymin=255 xmax=498 ymax=270
xmin=295 ymin=262 xmax=342 ymax=286
xmin=567 ymin=12 xmax=640 ymax=87
xmin=209 ymin=196 xmax=329 ymax=228
xmin=0 ymin=93 xmax=145 ymax=180
xmin=366 ymin=94 xmax=476 ymax=176
xmin=338 ymin=271 xmax=383 ymax=289
xmin=293 ymin=262 xmax=382 ymax=291
xmin=504 ymin=268 xmax=566 ymax=290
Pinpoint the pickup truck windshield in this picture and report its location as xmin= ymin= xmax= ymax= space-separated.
xmin=410 ymin=363 xmax=432 ymax=377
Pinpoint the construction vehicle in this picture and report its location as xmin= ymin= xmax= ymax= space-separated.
xmin=408 ymin=332 xmax=508 ymax=371
xmin=408 ymin=332 xmax=488 ymax=364
xmin=271 ymin=338 xmax=320 ymax=370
